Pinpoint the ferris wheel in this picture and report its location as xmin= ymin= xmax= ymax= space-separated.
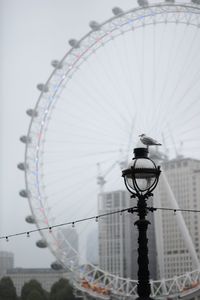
xmin=19 ymin=0 xmax=200 ymax=298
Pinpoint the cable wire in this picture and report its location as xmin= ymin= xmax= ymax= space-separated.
xmin=1 ymin=206 xmax=200 ymax=241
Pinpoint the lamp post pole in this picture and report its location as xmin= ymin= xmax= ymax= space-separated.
xmin=122 ymin=146 xmax=161 ymax=300
xmin=135 ymin=194 xmax=151 ymax=299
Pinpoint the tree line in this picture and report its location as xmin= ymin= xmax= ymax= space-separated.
xmin=0 ymin=276 xmax=79 ymax=300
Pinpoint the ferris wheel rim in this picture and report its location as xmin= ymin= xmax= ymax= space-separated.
xmin=23 ymin=1 xmax=200 ymax=296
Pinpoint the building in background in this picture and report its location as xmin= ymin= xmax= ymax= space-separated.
xmin=6 ymin=268 xmax=68 ymax=296
xmin=86 ymin=228 xmax=98 ymax=265
xmin=57 ymin=227 xmax=79 ymax=268
xmin=98 ymin=190 xmax=158 ymax=279
xmin=156 ymin=157 xmax=200 ymax=278
xmin=0 ymin=251 xmax=14 ymax=278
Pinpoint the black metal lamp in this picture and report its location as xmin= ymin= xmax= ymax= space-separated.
xmin=122 ymin=146 xmax=161 ymax=300
xmin=122 ymin=147 xmax=160 ymax=198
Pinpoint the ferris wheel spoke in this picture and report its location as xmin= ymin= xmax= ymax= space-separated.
xmin=47 ymin=173 xmax=96 ymax=204
xmin=56 ymin=82 xmax=125 ymax=133
xmin=162 ymin=88 xmax=200 ymax=132
xmin=46 ymin=111 xmax=128 ymax=142
xmin=78 ymin=40 xmax=136 ymax=127
xmin=43 ymin=150 xmax=122 ymax=165
xmin=155 ymin=24 xmax=190 ymax=128
xmin=156 ymin=22 xmax=194 ymax=124
xmin=43 ymin=156 xmax=115 ymax=178
xmin=112 ymin=33 xmax=138 ymax=119
xmin=67 ymin=77 xmax=134 ymax=133
xmin=94 ymin=37 xmax=136 ymax=123
xmin=148 ymin=23 xmax=157 ymax=129
xmin=152 ymin=24 xmax=179 ymax=124
xmin=130 ymin=25 xmax=143 ymax=97
xmin=147 ymin=23 xmax=168 ymax=135
xmin=158 ymin=104 xmax=200 ymax=139
xmin=170 ymin=108 xmax=200 ymax=133
xmin=55 ymin=189 xmax=98 ymax=221
xmin=166 ymin=28 xmax=200 ymax=103
xmin=158 ymin=66 xmax=200 ymax=130
xmin=51 ymin=188 xmax=98 ymax=221
xmin=43 ymin=133 xmax=128 ymax=148
xmin=163 ymin=71 xmax=200 ymax=129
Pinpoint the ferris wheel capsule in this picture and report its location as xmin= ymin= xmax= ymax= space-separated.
xmin=26 ymin=109 xmax=38 ymax=118
xmin=51 ymin=60 xmax=63 ymax=69
xmin=112 ymin=7 xmax=124 ymax=16
xmin=25 ymin=215 xmax=35 ymax=224
xmin=68 ymin=39 xmax=80 ymax=48
xmin=51 ymin=261 xmax=63 ymax=270
xmin=37 ymin=83 xmax=49 ymax=93
xmin=19 ymin=189 xmax=29 ymax=198
xmin=17 ymin=162 xmax=28 ymax=171
xmin=89 ymin=21 xmax=101 ymax=31
xmin=191 ymin=0 xmax=200 ymax=4
xmin=138 ymin=0 xmax=149 ymax=6
xmin=36 ymin=239 xmax=48 ymax=248
xmin=19 ymin=136 xmax=31 ymax=144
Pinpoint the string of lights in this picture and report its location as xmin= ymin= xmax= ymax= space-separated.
xmin=1 ymin=206 xmax=200 ymax=242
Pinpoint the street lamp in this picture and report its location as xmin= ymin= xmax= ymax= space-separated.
xmin=122 ymin=147 xmax=161 ymax=300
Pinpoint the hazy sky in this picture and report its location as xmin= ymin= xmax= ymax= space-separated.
xmin=0 ymin=0 xmax=199 ymax=270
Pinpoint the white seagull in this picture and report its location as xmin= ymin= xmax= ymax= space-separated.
xmin=139 ymin=134 xmax=162 ymax=148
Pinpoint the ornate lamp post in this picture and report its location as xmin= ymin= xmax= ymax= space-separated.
xmin=122 ymin=147 xmax=161 ymax=300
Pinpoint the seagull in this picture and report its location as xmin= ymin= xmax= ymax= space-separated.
xmin=139 ymin=134 xmax=162 ymax=149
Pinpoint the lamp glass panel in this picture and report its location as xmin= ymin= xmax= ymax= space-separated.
xmin=127 ymin=177 xmax=135 ymax=192
xmin=135 ymin=177 xmax=156 ymax=192
xmin=134 ymin=158 xmax=156 ymax=191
